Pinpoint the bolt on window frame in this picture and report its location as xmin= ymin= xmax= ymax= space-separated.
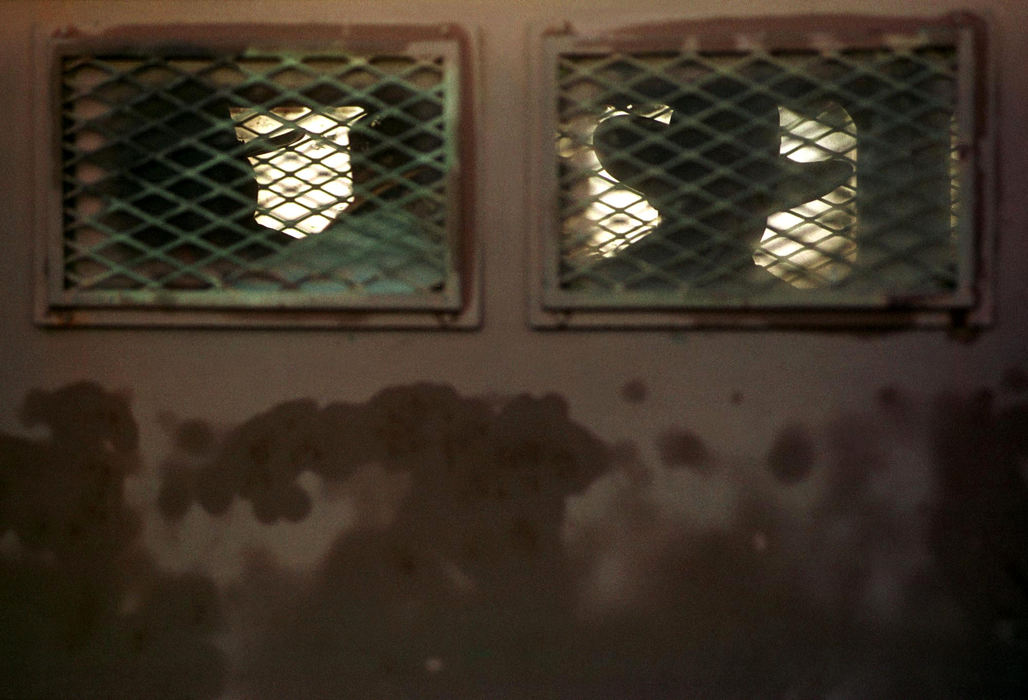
xmin=34 ymin=23 xmax=479 ymax=329
xmin=527 ymin=14 xmax=994 ymax=329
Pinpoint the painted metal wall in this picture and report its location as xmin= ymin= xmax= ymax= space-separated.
xmin=1 ymin=1 xmax=1026 ymax=697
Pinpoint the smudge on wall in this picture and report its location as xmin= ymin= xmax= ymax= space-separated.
xmin=2 ymin=378 xmax=1028 ymax=698
xmin=0 ymin=383 xmax=226 ymax=700
xmin=158 ymin=384 xmax=614 ymax=699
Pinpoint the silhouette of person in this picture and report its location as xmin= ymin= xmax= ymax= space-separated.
xmin=234 ymin=110 xmax=449 ymax=294
xmin=581 ymin=77 xmax=853 ymax=291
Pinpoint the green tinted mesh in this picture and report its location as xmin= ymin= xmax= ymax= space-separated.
xmin=59 ymin=49 xmax=458 ymax=307
xmin=554 ymin=44 xmax=966 ymax=306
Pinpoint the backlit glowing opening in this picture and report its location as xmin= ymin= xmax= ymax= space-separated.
xmin=754 ymin=105 xmax=858 ymax=288
xmin=231 ymin=106 xmax=365 ymax=239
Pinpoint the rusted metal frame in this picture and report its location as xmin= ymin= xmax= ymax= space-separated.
xmin=530 ymin=13 xmax=988 ymax=329
xmin=35 ymin=22 xmax=479 ymax=328
xmin=108 ymin=47 xmax=451 ymax=304
xmin=56 ymin=80 xmax=291 ymax=293
xmin=564 ymin=51 xmax=954 ymax=300
xmin=954 ymin=20 xmax=989 ymax=323
xmin=533 ymin=31 xmax=569 ymax=318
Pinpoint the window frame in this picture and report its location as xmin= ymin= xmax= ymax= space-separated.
xmin=527 ymin=13 xmax=995 ymax=329
xmin=34 ymin=22 xmax=480 ymax=328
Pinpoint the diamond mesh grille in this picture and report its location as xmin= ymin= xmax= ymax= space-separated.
xmin=553 ymin=42 xmax=967 ymax=307
xmin=58 ymin=47 xmax=458 ymax=306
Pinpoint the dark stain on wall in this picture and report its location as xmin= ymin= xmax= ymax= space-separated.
xmin=158 ymin=384 xmax=614 ymax=699
xmin=656 ymin=428 xmax=711 ymax=472
xmin=0 ymin=383 xmax=226 ymax=700
xmin=159 ymin=385 xmax=608 ymax=528
xmin=563 ymin=380 xmax=1028 ymax=698
xmin=876 ymin=384 xmax=904 ymax=408
xmin=1002 ymin=366 xmax=1028 ymax=393
xmin=927 ymin=389 xmax=1028 ymax=695
xmin=619 ymin=378 xmax=648 ymax=403
xmin=5 ymin=377 xmax=1028 ymax=699
xmin=766 ymin=423 xmax=815 ymax=484
xmin=155 ymin=377 xmax=1027 ymax=698
xmin=174 ymin=418 xmax=217 ymax=456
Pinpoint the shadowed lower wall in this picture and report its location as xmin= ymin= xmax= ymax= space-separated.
xmin=2 ymin=379 xmax=1027 ymax=698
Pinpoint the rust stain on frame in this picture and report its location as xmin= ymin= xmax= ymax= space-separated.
xmin=37 ymin=22 xmax=480 ymax=328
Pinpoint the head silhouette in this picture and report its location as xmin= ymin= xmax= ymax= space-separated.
xmin=589 ymin=77 xmax=853 ymax=289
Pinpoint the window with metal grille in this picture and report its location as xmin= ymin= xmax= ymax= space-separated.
xmin=36 ymin=25 xmax=475 ymax=327
xmin=530 ymin=15 xmax=992 ymax=327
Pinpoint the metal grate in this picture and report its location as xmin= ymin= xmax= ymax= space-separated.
xmin=49 ymin=32 xmax=466 ymax=317
xmin=539 ymin=18 xmax=985 ymax=318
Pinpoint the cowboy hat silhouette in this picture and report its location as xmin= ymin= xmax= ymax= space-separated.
xmin=585 ymin=77 xmax=853 ymax=290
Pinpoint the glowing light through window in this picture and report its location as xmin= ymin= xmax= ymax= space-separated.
xmin=231 ymin=106 xmax=365 ymax=239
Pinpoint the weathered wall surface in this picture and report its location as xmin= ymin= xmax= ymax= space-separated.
xmin=1 ymin=1 xmax=1027 ymax=698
